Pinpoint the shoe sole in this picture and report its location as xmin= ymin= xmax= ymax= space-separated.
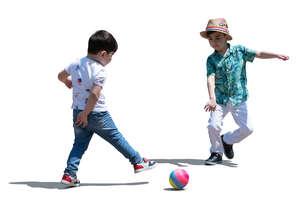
xmin=134 ymin=163 xmax=157 ymax=173
xmin=205 ymin=161 xmax=222 ymax=166
xmin=223 ymin=150 xmax=234 ymax=159
xmin=226 ymin=155 xmax=234 ymax=159
xmin=61 ymin=180 xmax=80 ymax=187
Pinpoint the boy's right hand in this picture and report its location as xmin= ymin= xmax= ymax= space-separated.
xmin=204 ymin=99 xmax=216 ymax=112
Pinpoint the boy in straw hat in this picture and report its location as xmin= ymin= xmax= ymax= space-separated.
xmin=200 ymin=18 xmax=289 ymax=165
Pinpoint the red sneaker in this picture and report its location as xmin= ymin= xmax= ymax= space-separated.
xmin=61 ymin=174 xmax=80 ymax=187
xmin=134 ymin=158 xmax=157 ymax=173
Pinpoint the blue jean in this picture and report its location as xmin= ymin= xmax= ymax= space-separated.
xmin=64 ymin=110 xmax=142 ymax=177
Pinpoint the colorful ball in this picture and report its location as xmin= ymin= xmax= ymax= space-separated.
xmin=169 ymin=168 xmax=189 ymax=190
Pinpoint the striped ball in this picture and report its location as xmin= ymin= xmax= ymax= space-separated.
xmin=169 ymin=168 xmax=189 ymax=189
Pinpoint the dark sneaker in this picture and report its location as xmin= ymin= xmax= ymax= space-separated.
xmin=205 ymin=153 xmax=222 ymax=165
xmin=61 ymin=174 xmax=80 ymax=187
xmin=134 ymin=158 xmax=157 ymax=173
xmin=221 ymin=135 xmax=234 ymax=159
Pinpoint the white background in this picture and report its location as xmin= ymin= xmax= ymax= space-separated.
xmin=1 ymin=0 xmax=299 ymax=208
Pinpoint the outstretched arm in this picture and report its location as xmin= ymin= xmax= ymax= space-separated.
xmin=255 ymin=51 xmax=289 ymax=61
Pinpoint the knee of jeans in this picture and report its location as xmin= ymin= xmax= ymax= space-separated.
xmin=241 ymin=126 xmax=254 ymax=136
xmin=101 ymin=129 xmax=123 ymax=142
xmin=110 ymin=132 xmax=124 ymax=143
xmin=207 ymin=123 xmax=222 ymax=132
xmin=73 ymin=141 xmax=89 ymax=150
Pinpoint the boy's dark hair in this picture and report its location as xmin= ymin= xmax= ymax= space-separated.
xmin=206 ymin=31 xmax=226 ymax=37
xmin=88 ymin=30 xmax=118 ymax=54
xmin=206 ymin=31 xmax=216 ymax=36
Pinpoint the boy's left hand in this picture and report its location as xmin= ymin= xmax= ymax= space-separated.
xmin=277 ymin=54 xmax=289 ymax=61
xmin=76 ymin=111 xmax=88 ymax=128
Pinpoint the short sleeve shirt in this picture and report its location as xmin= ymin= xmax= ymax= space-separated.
xmin=65 ymin=57 xmax=107 ymax=112
xmin=206 ymin=44 xmax=256 ymax=106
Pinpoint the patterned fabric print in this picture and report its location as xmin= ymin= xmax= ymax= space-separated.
xmin=206 ymin=44 xmax=256 ymax=106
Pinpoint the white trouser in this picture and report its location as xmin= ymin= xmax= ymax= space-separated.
xmin=207 ymin=102 xmax=253 ymax=154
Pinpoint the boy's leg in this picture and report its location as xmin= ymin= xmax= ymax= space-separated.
xmin=92 ymin=111 xmax=142 ymax=165
xmin=64 ymin=110 xmax=94 ymax=177
xmin=207 ymin=104 xmax=229 ymax=155
xmin=224 ymin=102 xmax=253 ymax=144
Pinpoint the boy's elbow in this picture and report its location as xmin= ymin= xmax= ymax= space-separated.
xmin=58 ymin=72 xmax=65 ymax=82
xmin=95 ymin=90 xmax=101 ymax=99
xmin=58 ymin=70 xmax=70 ymax=82
xmin=207 ymin=76 xmax=215 ymax=84
xmin=91 ymin=92 xmax=100 ymax=100
xmin=95 ymin=91 xmax=101 ymax=99
xmin=58 ymin=73 xmax=63 ymax=82
xmin=255 ymin=51 xmax=261 ymax=58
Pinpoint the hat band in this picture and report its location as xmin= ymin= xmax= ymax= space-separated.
xmin=206 ymin=26 xmax=229 ymax=34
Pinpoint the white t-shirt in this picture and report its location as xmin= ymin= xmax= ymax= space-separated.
xmin=65 ymin=57 xmax=107 ymax=112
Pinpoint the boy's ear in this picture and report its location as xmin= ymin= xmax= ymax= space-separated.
xmin=97 ymin=50 xmax=107 ymax=57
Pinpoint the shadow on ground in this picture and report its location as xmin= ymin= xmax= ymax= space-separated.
xmin=9 ymin=181 xmax=149 ymax=190
xmin=164 ymin=188 xmax=186 ymax=191
xmin=152 ymin=158 xmax=238 ymax=167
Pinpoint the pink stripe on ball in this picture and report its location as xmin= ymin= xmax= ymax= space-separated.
xmin=174 ymin=169 xmax=189 ymax=185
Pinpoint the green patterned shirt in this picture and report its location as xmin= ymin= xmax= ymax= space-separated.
xmin=206 ymin=44 xmax=256 ymax=106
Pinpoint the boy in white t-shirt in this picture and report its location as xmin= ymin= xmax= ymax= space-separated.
xmin=58 ymin=30 xmax=156 ymax=187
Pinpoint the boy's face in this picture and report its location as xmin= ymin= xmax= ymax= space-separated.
xmin=208 ymin=32 xmax=228 ymax=52
xmin=98 ymin=51 xmax=114 ymax=66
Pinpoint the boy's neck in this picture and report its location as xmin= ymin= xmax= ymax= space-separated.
xmin=216 ymin=43 xmax=229 ymax=57
xmin=87 ymin=54 xmax=105 ymax=66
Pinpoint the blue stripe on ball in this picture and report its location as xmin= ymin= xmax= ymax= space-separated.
xmin=170 ymin=171 xmax=184 ymax=189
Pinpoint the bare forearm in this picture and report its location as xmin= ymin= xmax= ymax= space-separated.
xmin=83 ymin=94 xmax=99 ymax=115
xmin=83 ymin=85 xmax=102 ymax=115
xmin=255 ymin=51 xmax=289 ymax=60
xmin=75 ymin=85 xmax=101 ymax=128
xmin=207 ymin=76 xmax=216 ymax=100
xmin=204 ymin=76 xmax=217 ymax=112
xmin=255 ymin=51 xmax=277 ymax=59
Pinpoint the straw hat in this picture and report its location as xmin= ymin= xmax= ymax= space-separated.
xmin=200 ymin=18 xmax=232 ymax=40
